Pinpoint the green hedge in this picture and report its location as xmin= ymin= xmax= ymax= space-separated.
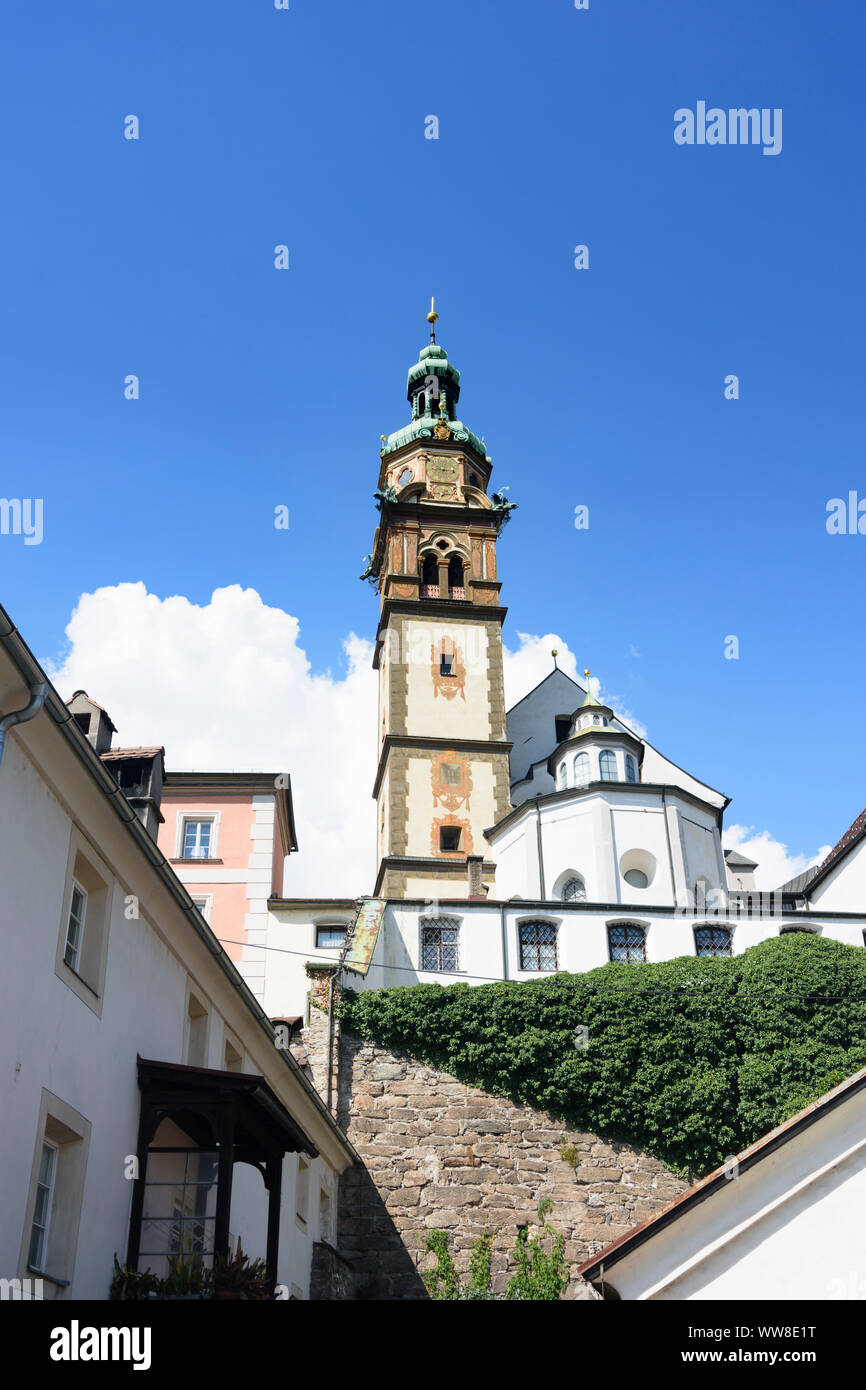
xmin=339 ymin=934 xmax=866 ymax=1177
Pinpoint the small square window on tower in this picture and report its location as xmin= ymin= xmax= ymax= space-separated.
xmin=441 ymin=762 xmax=462 ymax=785
xmin=440 ymin=826 xmax=462 ymax=853
xmin=440 ymin=653 xmax=455 ymax=676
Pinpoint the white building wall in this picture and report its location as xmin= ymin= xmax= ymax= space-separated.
xmin=810 ymin=839 xmax=866 ymax=914
xmin=0 ymin=726 xmax=345 ymax=1301
xmin=603 ymin=1088 xmax=866 ymax=1301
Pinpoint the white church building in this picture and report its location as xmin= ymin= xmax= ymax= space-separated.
xmin=249 ymin=323 xmax=866 ymax=1018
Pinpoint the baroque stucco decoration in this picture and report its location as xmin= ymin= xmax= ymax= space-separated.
xmin=431 ymin=637 xmax=466 ymax=701
xmin=431 ymin=750 xmax=473 ymax=812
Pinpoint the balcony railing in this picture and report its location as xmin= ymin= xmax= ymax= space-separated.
xmin=422 ymin=584 xmax=440 ymax=598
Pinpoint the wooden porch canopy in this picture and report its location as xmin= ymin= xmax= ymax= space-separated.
xmin=126 ymin=1056 xmax=318 ymax=1290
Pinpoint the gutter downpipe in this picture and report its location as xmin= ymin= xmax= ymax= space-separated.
xmin=500 ymin=901 xmax=509 ymax=982
xmin=0 ymin=681 xmax=48 ymax=768
xmin=535 ymin=797 xmax=546 ymax=899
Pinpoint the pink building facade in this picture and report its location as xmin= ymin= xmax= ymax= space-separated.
xmin=157 ymin=772 xmax=296 ymax=1001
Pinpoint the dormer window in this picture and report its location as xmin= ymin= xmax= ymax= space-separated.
xmin=554 ymin=717 xmax=571 ymax=743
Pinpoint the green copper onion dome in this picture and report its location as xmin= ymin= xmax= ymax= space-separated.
xmin=382 ymin=303 xmax=489 ymax=461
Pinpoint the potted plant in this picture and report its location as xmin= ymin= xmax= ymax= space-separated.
xmin=213 ymin=1238 xmax=270 ymax=1300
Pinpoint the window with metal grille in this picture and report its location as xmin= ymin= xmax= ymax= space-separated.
xmin=421 ymin=917 xmax=460 ymax=972
xmin=518 ymin=921 xmax=558 ymax=971
xmin=441 ymin=762 xmax=462 ymax=785
xmin=694 ymin=926 xmax=732 ymax=957
xmin=599 ymin=750 xmax=617 ymax=782
xmin=607 ymin=923 xmax=646 ymax=963
xmin=562 ymin=876 xmax=586 ymax=903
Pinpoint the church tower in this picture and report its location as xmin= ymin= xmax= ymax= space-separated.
xmin=367 ymin=305 xmax=514 ymax=899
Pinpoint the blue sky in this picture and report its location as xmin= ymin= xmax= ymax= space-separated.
xmin=1 ymin=0 xmax=864 ymax=869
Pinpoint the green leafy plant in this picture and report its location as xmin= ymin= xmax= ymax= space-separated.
xmin=505 ymin=1223 xmax=570 ymax=1301
xmin=423 ymin=1221 xmax=569 ymax=1302
xmin=109 ymin=1255 xmax=160 ymax=1301
xmin=559 ymin=1143 xmax=579 ymax=1174
xmin=340 ymin=935 xmax=866 ymax=1177
xmin=213 ymin=1238 xmax=270 ymax=1300
xmin=422 ymin=1229 xmax=462 ymax=1300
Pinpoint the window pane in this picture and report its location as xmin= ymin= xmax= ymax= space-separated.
xmin=625 ymin=756 xmax=637 ymax=783
xmin=562 ymin=877 xmax=585 ymax=902
xmin=421 ymin=919 xmax=460 ymax=972
xmin=316 ymin=927 xmax=345 ymax=949
xmin=695 ymin=927 xmax=732 ymax=958
xmin=608 ymin=924 xmax=645 ymax=963
xmin=599 ymin=751 xmax=617 ymax=782
xmin=573 ymin=754 xmax=590 ymax=787
xmin=519 ymin=922 xmax=557 ymax=970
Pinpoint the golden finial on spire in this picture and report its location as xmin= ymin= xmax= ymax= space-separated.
xmin=427 ymin=295 xmax=438 ymax=342
xmin=584 ymin=667 xmax=591 ymax=680
xmin=552 ymin=649 xmax=559 ymax=668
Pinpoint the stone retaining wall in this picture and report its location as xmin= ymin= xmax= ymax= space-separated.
xmin=327 ymin=1019 xmax=687 ymax=1299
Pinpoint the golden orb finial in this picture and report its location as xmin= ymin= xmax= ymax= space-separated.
xmin=551 ymin=648 xmax=559 ymax=668
xmin=584 ymin=667 xmax=591 ymax=680
xmin=426 ymin=295 xmax=438 ymax=341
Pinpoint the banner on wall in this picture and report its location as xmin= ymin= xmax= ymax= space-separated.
xmin=343 ymin=898 xmax=387 ymax=976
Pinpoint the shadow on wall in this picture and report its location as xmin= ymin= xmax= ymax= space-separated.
xmin=334 ymin=1164 xmax=429 ymax=1300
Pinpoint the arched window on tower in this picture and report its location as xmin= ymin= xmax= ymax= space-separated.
xmin=417 ymin=392 xmax=426 ymax=417
xmin=448 ymin=554 xmax=465 ymax=600
xmin=599 ymin=750 xmax=617 ymax=782
xmin=421 ymin=553 xmax=439 ymax=598
xmin=557 ymin=763 xmax=568 ymax=790
xmin=573 ymin=752 xmax=590 ymax=788
xmin=625 ymin=754 xmax=638 ymax=783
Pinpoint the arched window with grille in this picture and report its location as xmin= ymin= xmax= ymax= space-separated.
xmin=599 ymin=750 xmax=617 ymax=782
xmin=561 ymin=876 xmax=586 ymax=903
xmin=421 ymin=553 xmax=439 ymax=598
xmin=448 ymin=553 xmax=465 ymax=599
xmin=557 ymin=763 xmax=568 ymax=790
xmin=625 ymin=754 xmax=637 ymax=783
xmin=573 ymin=751 xmax=590 ymax=787
xmin=607 ymin=922 xmax=647 ymax=963
xmin=420 ymin=916 xmax=460 ymax=972
xmin=694 ymin=925 xmax=732 ymax=957
xmin=518 ymin=920 xmax=558 ymax=972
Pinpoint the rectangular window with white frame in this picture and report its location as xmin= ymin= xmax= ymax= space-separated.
xmin=182 ymin=818 xmax=214 ymax=859
xmin=64 ymin=881 xmax=87 ymax=972
xmin=55 ymin=832 xmax=113 ymax=1016
xmin=27 ymin=1142 xmax=58 ymax=1272
xmin=19 ymin=1091 xmax=91 ymax=1293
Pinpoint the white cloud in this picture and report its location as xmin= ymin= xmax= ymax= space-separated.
xmin=722 ymin=824 xmax=831 ymax=892
xmin=42 ymin=589 xmax=680 ymax=896
xmin=45 ymin=583 xmax=378 ymax=896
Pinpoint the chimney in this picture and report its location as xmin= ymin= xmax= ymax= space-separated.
xmin=467 ymin=854 xmax=487 ymax=900
xmin=66 ymin=691 xmax=116 ymax=755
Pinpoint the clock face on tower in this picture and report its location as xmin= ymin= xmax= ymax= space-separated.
xmin=427 ymin=455 xmax=460 ymax=501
